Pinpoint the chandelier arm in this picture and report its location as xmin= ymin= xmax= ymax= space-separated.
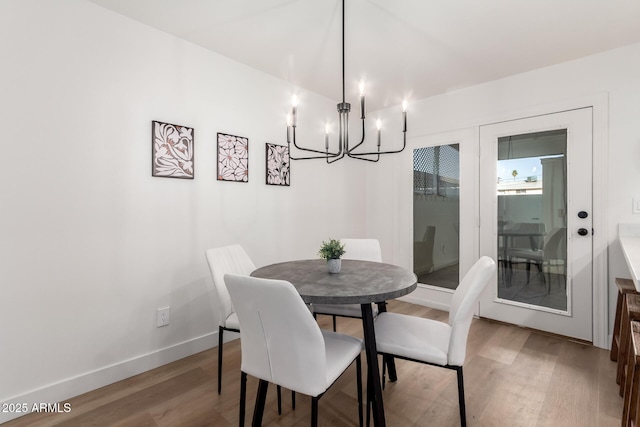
xmin=327 ymin=149 xmax=347 ymax=164
xmin=289 ymin=151 xmax=339 ymax=160
xmin=347 ymin=118 xmax=367 ymax=152
xmin=290 ymin=143 xmax=341 ymax=157
xmin=289 ymin=127 xmax=342 ymax=157
xmin=348 ymin=131 xmax=407 ymax=156
xmin=288 ymin=140 xmax=343 ymax=160
xmin=347 ymin=151 xmax=380 ymax=162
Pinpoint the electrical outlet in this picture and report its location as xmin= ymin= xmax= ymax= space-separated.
xmin=157 ymin=307 xmax=170 ymax=327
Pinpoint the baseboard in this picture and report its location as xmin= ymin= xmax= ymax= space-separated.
xmin=398 ymin=285 xmax=451 ymax=312
xmin=0 ymin=331 xmax=226 ymax=424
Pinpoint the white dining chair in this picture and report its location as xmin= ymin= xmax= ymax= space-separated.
xmin=313 ymin=238 xmax=382 ymax=331
xmin=205 ymin=244 xmax=255 ymax=395
xmin=373 ymin=256 xmax=496 ymax=427
xmin=225 ymin=273 xmax=364 ymax=427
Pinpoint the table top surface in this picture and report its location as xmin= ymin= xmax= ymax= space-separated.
xmin=251 ymin=259 xmax=418 ymax=305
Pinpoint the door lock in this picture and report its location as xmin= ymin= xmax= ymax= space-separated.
xmin=577 ymin=228 xmax=589 ymax=236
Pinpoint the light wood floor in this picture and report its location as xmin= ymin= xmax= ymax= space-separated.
xmin=4 ymin=300 xmax=623 ymax=426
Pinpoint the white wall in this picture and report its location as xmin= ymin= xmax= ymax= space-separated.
xmin=0 ymin=0 xmax=367 ymax=420
xmin=367 ymin=40 xmax=640 ymax=347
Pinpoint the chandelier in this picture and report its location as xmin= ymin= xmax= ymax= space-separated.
xmin=286 ymin=0 xmax=408 ymax=163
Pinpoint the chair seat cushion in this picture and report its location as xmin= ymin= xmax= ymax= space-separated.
xmin=313 ymin=303 xmax=378 ymax=318
xmin=374 ymin=312 xmax=451 ymax=366
xmin=224 ymin=312 xmax=240 ymax=330
xmin=321 ymin=330 xmax=364 ymax=392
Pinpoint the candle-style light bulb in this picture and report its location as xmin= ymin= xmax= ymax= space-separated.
xmin=402 ymin=100 xmax=407 ymax=132
xmin=291 ymin=95 xmax=298 ymax=127
xmin=359 ymin=80 xmax=366 ymax=119
xmin=325 ymin=123 xmax=329 ymax=150
xmin=286 ymin=113 xmax=292 ymax=127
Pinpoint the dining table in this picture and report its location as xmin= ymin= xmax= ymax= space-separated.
xmin=251 ymin=258 xmax=417 ymax=427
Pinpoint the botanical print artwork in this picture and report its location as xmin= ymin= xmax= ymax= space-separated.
xmin=152 ymin=121 xmax=194 ymax=179
xmin=217 ymin=133 xmax=248 ymax=182
xmin=266 ymin=143 xmax=290 ymax=186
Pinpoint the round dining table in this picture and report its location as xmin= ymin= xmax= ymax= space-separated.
xmin=252 ymin=259 xmax=417 ymax=427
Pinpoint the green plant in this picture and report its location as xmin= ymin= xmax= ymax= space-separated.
xmin=318 ymin=238 xmax=346 ymax=260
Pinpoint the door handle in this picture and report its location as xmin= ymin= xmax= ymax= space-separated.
xmin=577 ymin=228 xmax=589 ymax=236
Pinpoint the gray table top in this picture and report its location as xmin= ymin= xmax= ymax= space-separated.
xmin=251 ymin=259 xmax=417 ymax=305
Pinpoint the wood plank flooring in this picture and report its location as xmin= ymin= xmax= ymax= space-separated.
xmin=3 ymin=300 xmax=622 ymax=426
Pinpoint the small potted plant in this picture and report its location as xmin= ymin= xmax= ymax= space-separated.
xmin=318 ymin=238 xmax=346 ymax=273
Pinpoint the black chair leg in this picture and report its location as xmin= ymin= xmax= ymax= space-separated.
xmin=292 ymin=390 xmax=296 ymax=410
xmin=218 ymin=326 xmax=224 ymax=394
xmin=239 ymin=371 xmax=247 ymax=427
xmin=366 ymin=367 xmax=372 ymax=427
xmin=277 ymin=385 xmax=282 ymax=415
xmin=381 ymin=356 xmax=386 ymax=390
xmin=455 ymin=366 xmax=467 ymax=427
xmin=311 ymin=396 xmax=319 ymax=427
xmin=252 ymin=380 xmax=269 ymax=427
xmin=332 ymin=315 xmax=337 ymax=332
xmin=356 ymin=355 xmax=363 ymax=427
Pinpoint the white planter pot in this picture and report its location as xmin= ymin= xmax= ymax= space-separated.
xmin=327 ymin=259 xmax=342 ymax=274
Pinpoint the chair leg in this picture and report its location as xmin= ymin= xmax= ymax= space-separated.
xmin=332 ymin=315 xmax=337 ymax=332
xmin=252 ymin=380 xmax=268 ymax=427
xmin=292 ymin=390 xmax=296 ymax=410
xmin=239 ymin=371 xmax=247 ymax=427
xmin=366 ymin=367 xmax=372 ymax=427
xmin=356 ymin=355 xmax=363 ymax=427
xmin=277 ymin=385 xmax=282 ymax=415
xmin=218 ymin=326 xmax=224 ymax=394
xmin=386 ymin=355 xmax=398 ymax=384
xmin=381 ymin=356 xmax=386 ymax=390
xmin=311 ymin=396 xmax=319 ymax=427
xmin=455 ymin=366 xmax=467 ymax=427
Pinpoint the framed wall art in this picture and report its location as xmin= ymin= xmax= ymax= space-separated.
xmin=151 ymin=120 xmax=194 ymax=179
xmin=265 ymin=143 xmax=290 ymax=186
xmin=217 ymin=133 xmax=248 ymax=182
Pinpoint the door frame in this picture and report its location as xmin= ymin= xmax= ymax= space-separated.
xmin=404 ymin=93 xmax=608 ymax=348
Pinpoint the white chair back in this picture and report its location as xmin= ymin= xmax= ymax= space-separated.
xmin=225 ymin=273 xmax=328 ymax=397
xmin=447 ymin=256 xmax=496 ymax=365
xmin=341 ymin=238 xmax=382 ymax=262
xmin=205 ymin=245 xmax=256 ymax=328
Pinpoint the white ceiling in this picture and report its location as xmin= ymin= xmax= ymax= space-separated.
xmin=87 ymin=0 xmax=640 ymax=111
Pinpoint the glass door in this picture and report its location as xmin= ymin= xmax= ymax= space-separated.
xmin=479 ymin=108 xmax=593 ymax=341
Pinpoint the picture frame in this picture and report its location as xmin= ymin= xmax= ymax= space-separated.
xmin=151 ymin=120 xmax=194 ymax=179
xmin=217 ymin=133 xmax=249 ymax=182
xmin=266 ymin=143 xmax=290 ymax=186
